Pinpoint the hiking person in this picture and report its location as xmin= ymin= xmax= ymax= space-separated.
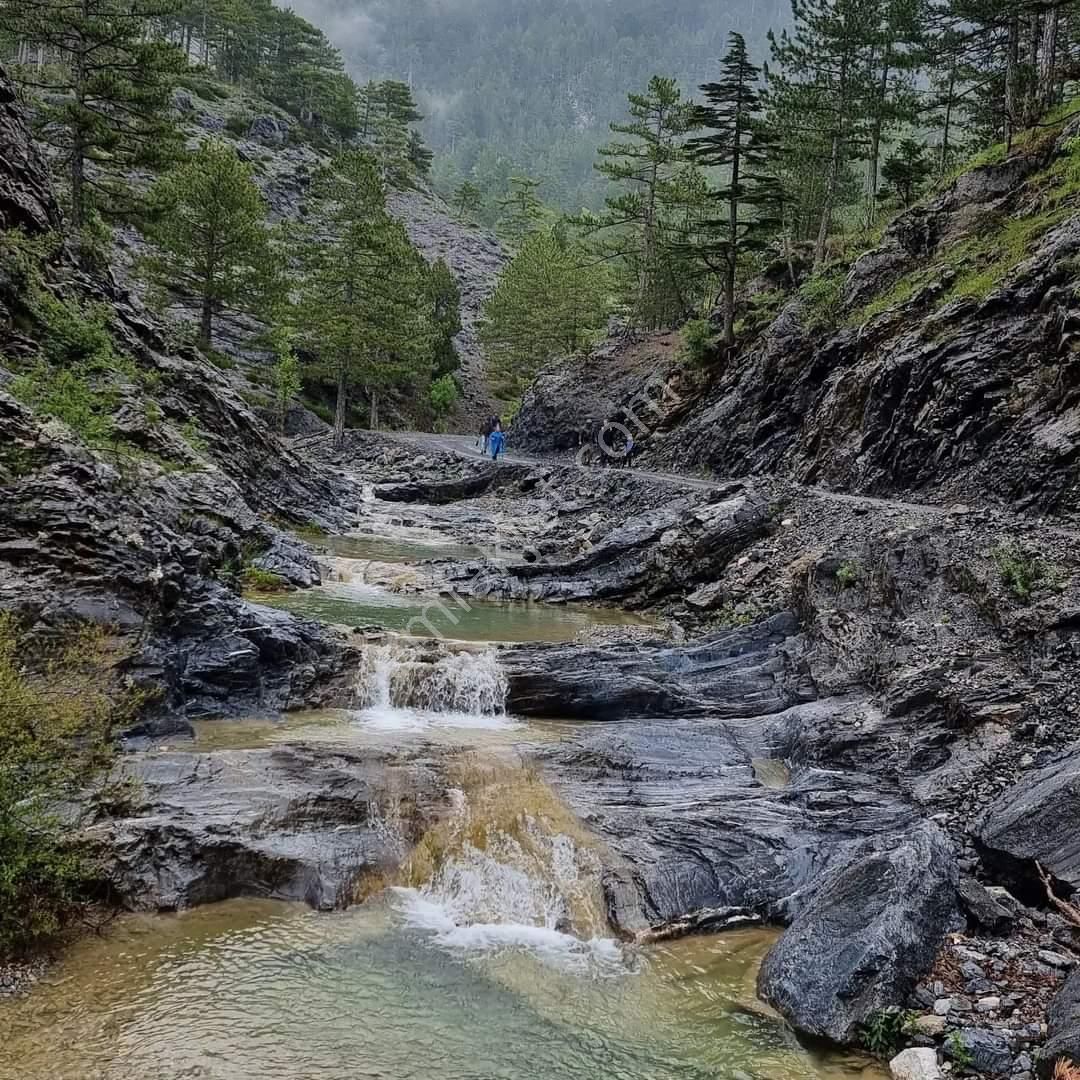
xmin=489 ymin=420 xmax=505 ymax=461
xmin=623 ymin=432 xmax=635 ymax=468
xmin=478 ymin=415 xmax=496 ymax=454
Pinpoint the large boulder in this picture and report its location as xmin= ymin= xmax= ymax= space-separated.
xmin=1037 ymin=968 xmax=1080 ymax=1078
xmin=758 ymin=822 xmax=958 ymax=1044
xmin=976 ymin=748 xmax=1080 ymax=893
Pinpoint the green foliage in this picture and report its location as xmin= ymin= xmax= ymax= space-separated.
xmin=429 ymin=373 xmax=460 ymax=428
xmin=497 ymin=175 xmax=546 ymax=246
xmin=577 ymin=75 xmax=699 ymax=328
xmin=678 ymin=318 xmax=719 ymax=367
xmin=992 ymin=543 xmax=1048 ymax=601
xmin=859 ymin=1008 xmax=914 ymax=1057
xmin=269 ymin=329 xmax=303 ymax=434
xmin=224 ymin=112 xmax=253 ymax=138
xmin=142 ymin=139 xmax=280 ymax=348
xmin=947 ymin=1031 xmax=974 ymax=1070
xmin=295 ymin=150 xmax=437 ymax=445
xmin=453 ymin=181 xmax=484 ymax=221
xmin=799 ymin=267 xmax=846 ymax=331
xmin=0 ymin=614 xmax=125 ymax=956
xmin=426 ymin=259 xmax=462 ymax=379
xmin=1 ymin=0 xmax=184 ymax=235
xmin=881 ymin=139 xmax=933 ymax=207
xmin=836 ymin=559 xmax=863 ymax=588
xmin=240 ymin=567 xmax=290 ymax=592
xmin=181 ymin=419 xmax=208 ymax=455
xmin=11 ymin=362 xmax=117 ymax=444
xmin=481 ymin=226 xmax=611 ymax=399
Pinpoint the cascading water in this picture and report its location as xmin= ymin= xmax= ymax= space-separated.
xmin=352 ymin=642 xmax=515 ymax=731
xmin=394 ymin=769 xmax=632 ymax=975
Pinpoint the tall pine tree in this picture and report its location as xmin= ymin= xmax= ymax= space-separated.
xmin=686 ymin=33 xmax=780 ymax=348
xmin=1 ymin=0 xmax=185 ymax=238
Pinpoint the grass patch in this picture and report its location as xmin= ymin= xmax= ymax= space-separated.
xmin=836 ymin=559 xmax=864 ymax=588
xmin=240 ymin=566 xmax=290 ymax=592
xmin=0 ymin=614 xmax=134 ymax=956
xmin=992 ymin=542 xmax=1051 ymax=601
xmin=11 ymin=361 xmax=119 ymax=444
xmin=798 ymin=266 xmax=846 ymax=332
xmin=859 ymin=1007 xmax=915 ymax=1057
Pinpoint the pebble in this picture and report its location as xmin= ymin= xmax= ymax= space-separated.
xmin=913 ymin=1014 xmax=948 ymax=1037
xmin=934 ymin=998 xmax=953 ymax=1015
xmin=977 ymin=996 xmax=1001 ymax=1012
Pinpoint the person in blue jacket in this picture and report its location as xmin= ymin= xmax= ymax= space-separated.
xmin=489 ymin=420 xmax=505 ymax=461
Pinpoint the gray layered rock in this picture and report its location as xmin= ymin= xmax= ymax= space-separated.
xmin=92 ymin=744 xmax=448 ymax=910
xmin=976 ymin=749 xmax=1080 ymax=893
xmin=503 ymin=612 xmax=810 ymax=719
xmin=758 ymin=822 xmax=959 ymax=1044
xmin=1037 ymin=968 xmax=1080 ymax=1077
xmin=459 ymin=485 xmax=770 ymax=606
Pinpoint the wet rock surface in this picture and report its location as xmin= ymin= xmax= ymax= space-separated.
xmin=91 ymin=743 xmax=449 ymax=911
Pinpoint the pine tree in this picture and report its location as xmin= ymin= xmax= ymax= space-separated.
xmin=480 ymin=225 xmax=610 ymax=399
xmin=453 ymin=180 xmax=484 ymax=219
xmin=686 ymin=33 xmax=780 ymax=348
xmin=766 ymin=0 xmax=878 ymax=265
xmin=296 ymin=151 xmax=434 ymax=447
xmin=426 ymin=259 xmax=462 ymax=378
xmin=579 ymin=76 xmax=697 ymax=327
xmin=497 ymin=175 xmax=545 ymax=245
xmin=1 ymin=0 xmax=185 ymax=238
xmin=880 ymin=137 xmax=933 ymax=204
xmin=408 ymin=130 xmax=434 ymax=177
xmin=142 ymin=139 xmax=278 ymax=349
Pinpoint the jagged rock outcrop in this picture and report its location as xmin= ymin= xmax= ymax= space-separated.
xmin=456 ymin=484 xmax=770 ymax=605
xmin=512 ymin=126 xmax=1080 ymax=518
xmin=503 ymin=612 xmax=810 ymax=718
xmin=0 ymin=65 xmax=356 ymax=718
xmin=976 ymin=749 xmax=1080 ymax=896
xmin=1037 ymin=968 xmax=1080 ymax=1076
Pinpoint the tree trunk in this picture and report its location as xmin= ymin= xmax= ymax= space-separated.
xmin=369 ymin=387 xmax=379 ymax=431
xmin=199 ymin=292 xmax=214 ymax=349
xmin=725 ymin=128 xmax=740 ymax=348
xmin=334 ymin=365 xmax=348 ymax=450
xmin=1040 ymin=6 xmax=1060 ymax=112
xmin=939 ymin=66 xmax=955 ymax=175
xmin=1005 ymin=15 xmax=1020 ymax=151
xmin=865 ymin=52 xmax=890 ymax=228
xmin=815 ymin=54 xmax=847 ymax=268
xmin=70 ymin=5 xmax=88 ymax=235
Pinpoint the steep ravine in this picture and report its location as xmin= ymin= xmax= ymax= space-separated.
xmin=4 ymin=57 xmax=1080 ymax=1080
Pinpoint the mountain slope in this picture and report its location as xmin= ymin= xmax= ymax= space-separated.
xmin=287 ymin=0 xmax=789 ymax=208
xmin=514 ymin=124 xmax=1080 ymax=519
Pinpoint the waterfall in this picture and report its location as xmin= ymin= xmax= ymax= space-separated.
xmin=353 ymin=643 xmax=512 ymax=729
xmin=392 ymin=770 xmax=632 ymax=975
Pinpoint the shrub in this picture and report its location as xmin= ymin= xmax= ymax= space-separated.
xmin=799 ymin=267 xmax=846 ymax=331
xmin=224 ymin=112 xmax=252 ymax=138
xmin=859 ymin=1008 xmax=914 ymax=1057
xmin=240 ymin=566 xmax=290 ymax=592
xmin=947 ymin=1030 xmax=974 ymax=1070
xmin=678 ymin=318 xmax=719 ymax=367
xmin=836 ymin=559 xmax=864 ymax=588
xmin=0 ymin=614 xmax=128 ymax=956
xmin=429 ymin=373 xmax=460 ymax=429
xmin=992 ymin=542 xmax=1047 ymax=601
xmin=11 ymin=361 xmax=118 ymax=444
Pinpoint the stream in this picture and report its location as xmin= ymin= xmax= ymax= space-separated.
xmin=0 ymin=526 xmax=884 ymax=1080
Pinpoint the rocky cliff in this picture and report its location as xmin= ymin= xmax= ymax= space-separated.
xmin=0 ymin=66 xmax=357 ymax=725
xmin=124 ymin=82 xmax=505 ymax=430
xmin=514 ymin=121 xmax=1080 ymax=520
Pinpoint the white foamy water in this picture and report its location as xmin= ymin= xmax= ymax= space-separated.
xmin=395 ymin=809 xmax=630 ymax=976
xmin=353 ymin=643 xmax=513 ymax=731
